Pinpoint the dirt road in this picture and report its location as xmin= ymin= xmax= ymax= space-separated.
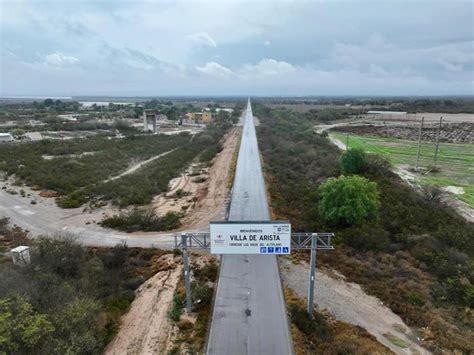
xmin=104 ymin=149 xmax=177 ymax=183
xmin=279 ymin=258 xmax=430 ymax=355
xmin=105 ymin=255 xmax=181 ymax=355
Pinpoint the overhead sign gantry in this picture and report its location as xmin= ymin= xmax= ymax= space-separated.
xmin=176 ymin=221 xmax=334 ymax=318
xmin=209 ymin=221 xmax=291 ymax=255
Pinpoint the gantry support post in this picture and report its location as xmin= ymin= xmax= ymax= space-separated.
xmin=181 ymin=233 xmax=192 ymax=313
xmin=415 ymin=116 xmax=424 ymax=171
xmin=307 ymin=233 xmax=318 ymax=318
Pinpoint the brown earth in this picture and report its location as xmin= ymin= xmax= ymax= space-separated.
xmin=333 ymin=123 xmax=474 ymax=144
xmin=280 ymin=257 xmax=430 ymax=355
xmin=105 ymin=254 xmax=181 ymax=355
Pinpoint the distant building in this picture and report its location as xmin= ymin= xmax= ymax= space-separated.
xmin=186 ymin=111 xmax=213 ymax=123
xmin=367 ymin=111 xmax=407 ymax=119
xmin=0 ymin=133 xmax=14 ymax=143
xmin=215 ymin=108 xmax=234 ymax=114
xmin=143 ymin=109 xmax=157 ymax=133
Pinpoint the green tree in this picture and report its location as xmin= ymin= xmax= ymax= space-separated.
xmin=43 ymin=98 xmax=54 ymax=107
xmin=51 ymin=297 xmax=103 ymax=354
xmin=319 ymin=175 xmax=380 ymax=225
xmin=0 ymin=297 xmax=54 ymax=353
xmin=340 ymin=148 xmax=367 ymax=174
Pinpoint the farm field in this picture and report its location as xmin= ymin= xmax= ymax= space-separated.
xmin=330 ymin=132 xmax=474 ymax=207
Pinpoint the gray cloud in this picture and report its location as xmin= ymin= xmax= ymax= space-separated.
xmin=1 ymin=0 xmax=472 ymax=96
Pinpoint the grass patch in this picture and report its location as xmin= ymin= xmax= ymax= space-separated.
xmin=383 ymin=332 xmax=409 ymax=348
xmin=331 ymin=132 xmax=474 ymax=207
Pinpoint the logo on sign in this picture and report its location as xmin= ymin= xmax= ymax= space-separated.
xmin=283 ymin=247 xmax=289 ymax=253
xmin=268 ymin=247 xmax=274 ymax=253
xmin=214 ymin=234 xmax=225 ymax=245
xmin=260 ymin=247 xmax=267 ymax=253
xmin=275 ymin=247 xmax=281 ymax=253
xmin=274 ymin=225 xmax=290 ymax=233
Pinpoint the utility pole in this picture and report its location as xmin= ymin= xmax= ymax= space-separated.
xmin=346 ymin=134 xmax=349 ymax=150
xmin=181 ymin=233 xmax=192 ymax=313
xmin=415 ymin=117 xmax=424 ymax=171
xmin=307 ymin=233 xmax=318 ymax=318
xmin=433 ymin=117 xmax=443 ymax=169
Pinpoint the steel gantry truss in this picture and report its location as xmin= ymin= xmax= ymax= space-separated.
xmin=175 ymin=232 xmax=334 ymax=317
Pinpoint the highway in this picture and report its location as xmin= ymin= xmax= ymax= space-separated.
xmin=207 ymin=100 xmax=293 ymax=354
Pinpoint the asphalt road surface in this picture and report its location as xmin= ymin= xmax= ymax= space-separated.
xmin=207 ymin=100 xmax=293 ymax=354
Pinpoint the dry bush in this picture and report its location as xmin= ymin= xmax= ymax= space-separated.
xmin=284 ymin=287 xmax=391 ymax=354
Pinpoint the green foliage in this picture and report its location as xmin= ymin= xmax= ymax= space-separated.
xmin=0 ymin=234 xmax=163 ymax=354
xmin=167 ymin=293 xmax=184 ymax=322
xmin=406 ymin=291 xmax=425 ymax=306
xmin=0 ymin=113 xmax=232 ymax=208
xmin=0 ymin=296 xmax=54 ymax=353
xmin=289 ymin=304 xmax=332 ymax=341
xmin=100 ymin=209 xmax=181 ymax=232
xmin=340 ymin=148 xmax=367 ymax=174
xmin=256 ymin=103 xmax=474 ymax=350
xmin=319 ymin=175 xmax=380 ymax=226
xmin=51 ymin=297 xmax=103 ymax=354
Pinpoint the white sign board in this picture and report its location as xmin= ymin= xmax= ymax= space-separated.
xmin=210 ymin=221 xmax=291 ymax=255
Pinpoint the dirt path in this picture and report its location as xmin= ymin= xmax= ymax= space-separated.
xmin=104 ymin=149 xmax=177 ymax=183
xmin=105 ymin=255 xmax=182 ymax=355
xmin=279 ymin=258 xmax=430 ymax=355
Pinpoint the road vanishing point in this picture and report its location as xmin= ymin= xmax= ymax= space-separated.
xmin=206 ymin=99 xmax=293 ymax=354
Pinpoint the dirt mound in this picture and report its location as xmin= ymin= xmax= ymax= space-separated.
xmin=39 ymin=190 xmax=58 ymax=198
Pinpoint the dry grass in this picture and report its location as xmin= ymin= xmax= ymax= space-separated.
xmin=284 ymin=287 xmax=393 ymax=355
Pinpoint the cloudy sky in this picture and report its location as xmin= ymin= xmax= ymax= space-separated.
xmin=1 ymin=0 xmax=473 ymax=96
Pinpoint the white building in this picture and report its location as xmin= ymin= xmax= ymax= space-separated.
xmin=367 ymin=111 xmax=407 ymax=119
xmin=215 ymin=108 xmax=234 ymax=114
xmin=0 ymin=133 xmax=14 ymax=143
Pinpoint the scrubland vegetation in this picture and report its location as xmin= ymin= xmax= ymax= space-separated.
xmin=0 ymin=219 xmax=169 ymax=354
xmin=0 ymin=111 xmax=234 ymax=209
xmin=100 ymin=209 xmax=181 ymax=232
xmin=254 ymin=104 xmax=474 ymax=352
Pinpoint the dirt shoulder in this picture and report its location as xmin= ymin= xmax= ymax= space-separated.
xmin=105 ymin=254 xmax=182 ymax=355
xmin=279 ymin=257 xmax=430 ymax=355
